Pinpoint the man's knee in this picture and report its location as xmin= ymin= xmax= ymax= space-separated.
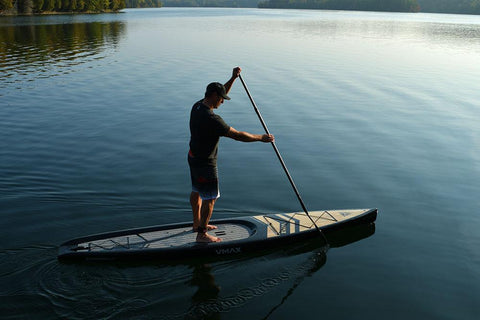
xmin=190 ymin=191 xmax=200 ymax=200
xmin=201 ymin=198 xmax=216 ymax=210
xmin=203 ymin=198 xmax=216 ymax=205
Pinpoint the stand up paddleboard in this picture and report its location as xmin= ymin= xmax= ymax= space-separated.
xmin=58 ymin=75 xmax=378 ymax=262
xmin=58 ymin=208 xmax=377 ymax=261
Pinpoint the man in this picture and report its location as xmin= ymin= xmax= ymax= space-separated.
xmin=188 ymin=67 xmax=274 ymax=243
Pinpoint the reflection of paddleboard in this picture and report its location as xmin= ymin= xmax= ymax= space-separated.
xmin=58 ymin=208 xmax=377 ymax=261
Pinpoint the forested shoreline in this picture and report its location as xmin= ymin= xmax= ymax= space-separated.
xmin=418 ymin=0 xmax=480 ymax=14
xmin=0 ymin=0 xmax=161 ymax=14
xmin=161 ymin=0 xmax=258 ymax=7
xmin=0 ymin=0 xmax=125 ymax=14
xmin=2 ymin=0 xmax=480 ymax=15
xmin=161 ymin=0 xmax=480 ymax=14
xmin=125 ymin=0 xmax=161 ymax=8
xmin=258 ymin=0 xmax=420 ymax=12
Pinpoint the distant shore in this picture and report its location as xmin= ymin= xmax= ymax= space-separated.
xmin=3 ymin=3 xmax=480 ymax=16
xmin=0 ymin=0 xmax=126 ymax=16
xmin=0 ymin=10 xmax=123 ymax=16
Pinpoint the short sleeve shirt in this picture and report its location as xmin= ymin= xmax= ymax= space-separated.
xmin=189 ymin=100 xmax=230 ymax=167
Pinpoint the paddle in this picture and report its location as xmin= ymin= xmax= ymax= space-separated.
xmin=238 ymin=74 xmax=330 ymax=243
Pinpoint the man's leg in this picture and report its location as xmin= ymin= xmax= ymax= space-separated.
xmin=190 ymin=191 xmax=202 ymax=231
xmin=196 ymin=198 xmax=221 ymax=242
xmin=191 ymin=191 xmax=218 ymax=232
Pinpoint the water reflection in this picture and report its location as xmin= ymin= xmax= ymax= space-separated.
xmin=191 ymin=264 xmax=221 ymax=302
xmin=261 ymin=250 xmax=327 ymax=320
xmin=184 ymin=222 xmax=375 ymax=320
xmin=188 ymin=264 xmax=221 ymax=320
xmin=0 ymin=20 xmax=126 ymax=87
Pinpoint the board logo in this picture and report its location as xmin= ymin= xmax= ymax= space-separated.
xmin=339 ymin=212 xmax=352 ymax=217
xmin=215 ymin=247 xmax=241 ymax=255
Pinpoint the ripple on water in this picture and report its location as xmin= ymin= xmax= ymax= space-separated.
xmin=0 ymin=245 xmax=195 ymax=319
xmin=0 ymin=242 xmax=329 ymax=319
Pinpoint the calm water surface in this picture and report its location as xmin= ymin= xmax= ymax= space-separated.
xmin=1 ymin=8 xmax=479 ymax=319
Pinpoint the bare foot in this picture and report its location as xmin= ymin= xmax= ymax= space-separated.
xmin=192 ymin=225 xmax=218 ymax=232
xmin=196 ymin=232 xmax=222 ymax=243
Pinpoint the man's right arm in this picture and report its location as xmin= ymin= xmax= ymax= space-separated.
xmin=225 ymin=127 xmax=274 ymax=143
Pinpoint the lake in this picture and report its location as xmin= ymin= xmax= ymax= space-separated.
xmin=1 ymin=7 xmax=479 ymax=319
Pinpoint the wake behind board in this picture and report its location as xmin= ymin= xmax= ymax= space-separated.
xmin=58 ymin=208 xmax=377 ymax=261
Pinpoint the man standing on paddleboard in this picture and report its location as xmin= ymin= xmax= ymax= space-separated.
xmin=188 ymin=67 xmax=274 ymax=243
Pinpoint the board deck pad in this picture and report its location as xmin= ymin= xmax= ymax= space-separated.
xmin=80 ymin=223 xmax=254 ymax=252
xmin=59 ymin=208 xmax=377 ymax=261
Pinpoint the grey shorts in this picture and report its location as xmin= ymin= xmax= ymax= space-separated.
xmin=189 ymin=164 xmax=220 ymax=200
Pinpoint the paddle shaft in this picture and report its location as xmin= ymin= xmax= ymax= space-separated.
xmin=238 ymin=74 xmax=325 ymax=237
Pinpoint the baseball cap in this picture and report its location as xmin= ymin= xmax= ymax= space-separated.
xmin=206 ymin=82 xmax=231 ymax=100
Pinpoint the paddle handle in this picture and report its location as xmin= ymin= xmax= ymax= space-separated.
xmin=238 ymin=74 xmax=325 ymax=236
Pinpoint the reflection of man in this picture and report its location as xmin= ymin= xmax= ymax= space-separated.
xmin=191 ymin=264 xmax=220 ymax=301
xmin=188 ymin=264 xmax=221 ymax=320
xmin=188 ymin=67 xmax=274 ymax=243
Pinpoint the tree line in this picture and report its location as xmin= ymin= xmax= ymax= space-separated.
xmin=124 ymin=0 xmax=162 ymax=7
xmin=137 ymin=0 xmax=480 ymax=14
xmin=258 ymin=0 xmax=420 ymax=12
xmin=0 ymin=0 xmax=125 ymax=14
xmin=3 ymin=0 xmax=480 ymax=15
xmin=417 ymin=0 xmax=480 ymax=14
xmin=161 ymin=0 xmax=258 ymax=7
xmin=0 ymin=0 xmax=162 ymax=14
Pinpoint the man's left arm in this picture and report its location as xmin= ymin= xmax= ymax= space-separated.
xmin=225 ymin=127 xmax=274 ymax=143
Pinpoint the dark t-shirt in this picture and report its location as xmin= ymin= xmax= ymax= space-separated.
xmin=189 ymin=100 xmax=230 ymax=167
